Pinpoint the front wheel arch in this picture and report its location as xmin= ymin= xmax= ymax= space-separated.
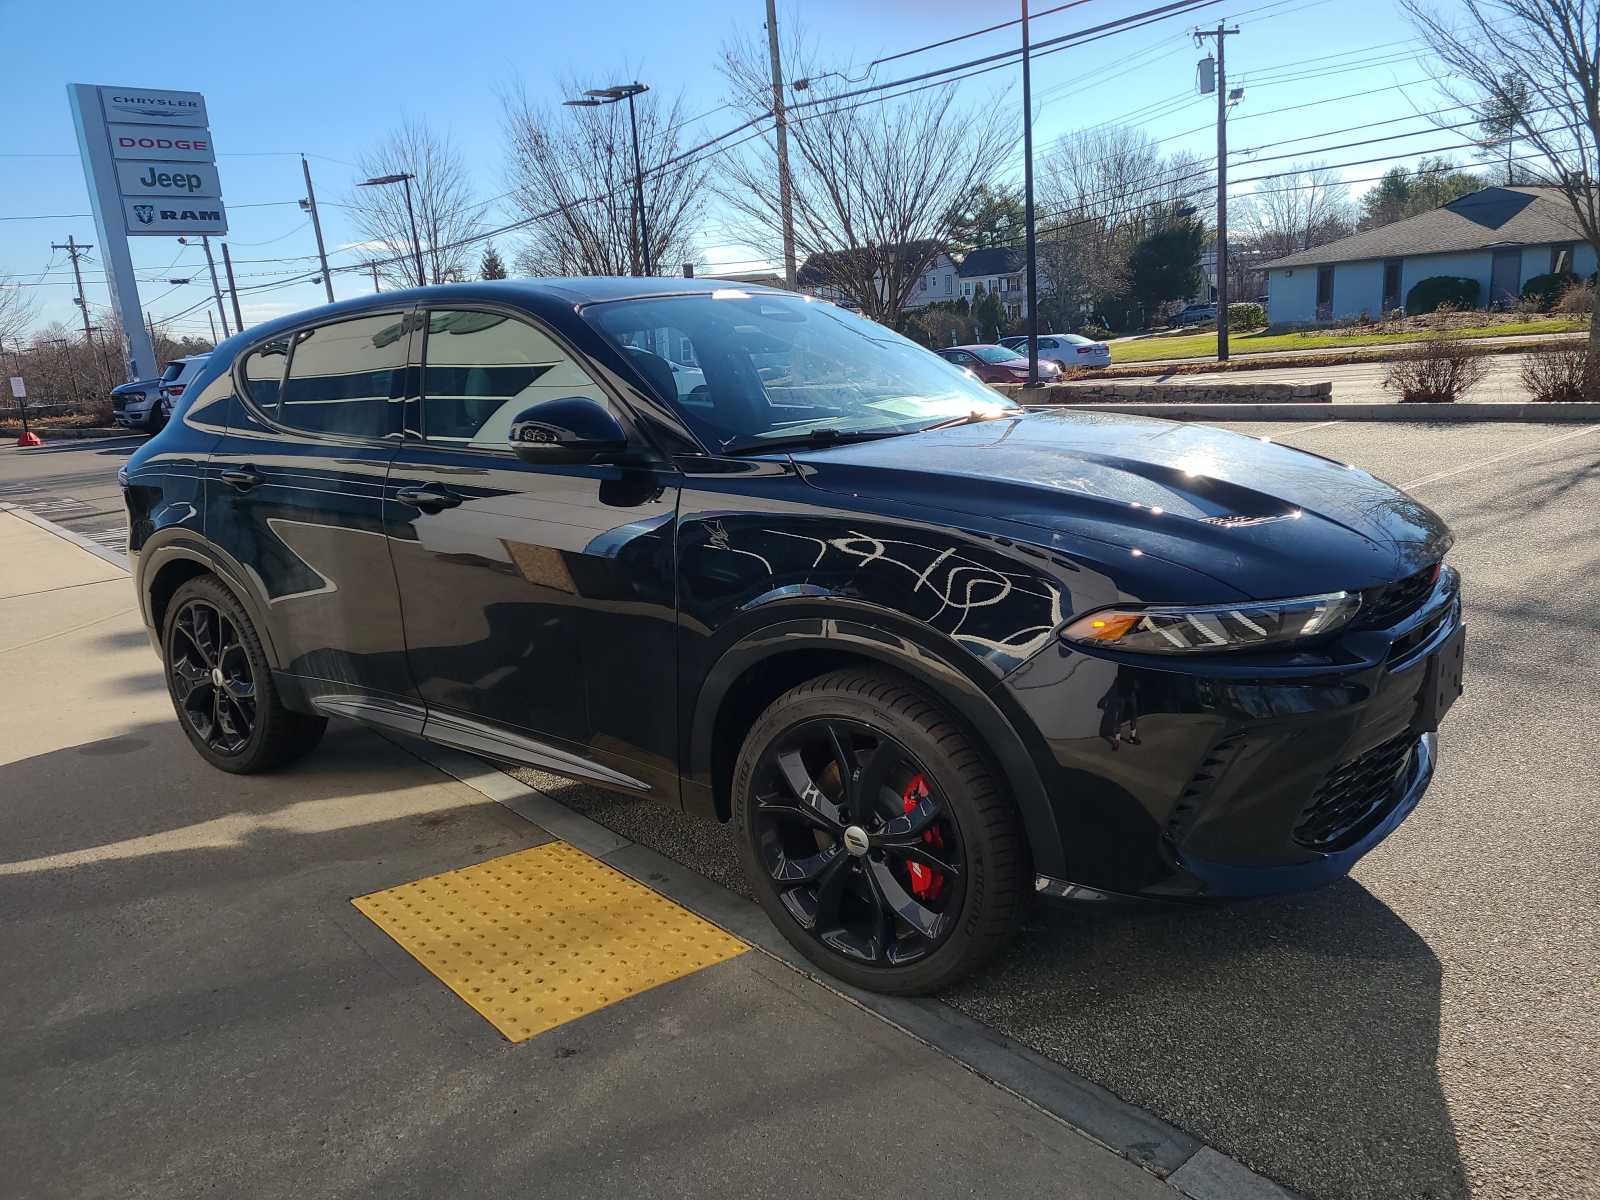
xmin=689 ymin=620 xmax=1066 ymax=881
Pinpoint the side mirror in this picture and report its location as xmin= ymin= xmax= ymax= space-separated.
xmin=509 ymin=396 xmax=629 ymax=465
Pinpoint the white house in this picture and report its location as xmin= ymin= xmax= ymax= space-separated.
xmin=795 ymin=242 xmax=957 ymax=310
xmin=1263 ymin=186 xmax=1594 ymax=324
xmin=957 ymin=247 xmax=1033 ymax=317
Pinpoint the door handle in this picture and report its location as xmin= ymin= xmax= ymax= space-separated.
xmin=394 ymin=485 xmax=463 ymax=514
xmin=218 ymin=466 xmax=263 ymax=491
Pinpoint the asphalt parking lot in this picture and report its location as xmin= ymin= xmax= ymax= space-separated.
xmin=4 ymin=420 xmax=1597 ymax=1200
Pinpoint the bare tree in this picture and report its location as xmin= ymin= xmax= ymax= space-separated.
xmin=501 ymin=81 xmax=705 ymax=277
xmin=348 ymin=118 xmax=481 ymax=288
xmin=0 ymin=275 xmax=34 ymax=352
xmin=1035 ymin=126 xmax=1210 ymax=324
xmin=1404 ymin=0 xmax=1600 ymax=359
xmin=716 ymin=32 xmax=1011 ymax=325
xmin=1235 ymin=162 xmax=1357 ymax=258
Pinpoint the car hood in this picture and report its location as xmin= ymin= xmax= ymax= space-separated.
xmin=790 ymin=409 xmax=1452 ymax=600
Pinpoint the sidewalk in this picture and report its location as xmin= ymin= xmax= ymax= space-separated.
xmin=0 ymin=509 xmax=1183 ymax=1200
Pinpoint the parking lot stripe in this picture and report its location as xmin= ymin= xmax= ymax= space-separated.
xmin=1399 ymin=422 xmax=1600 ymax=490
xmin=352 ymin=841 xmax=747 ymax=1042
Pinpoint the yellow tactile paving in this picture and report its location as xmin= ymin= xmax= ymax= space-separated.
xmin=352 ymin=841 xmax=747 ymax=1042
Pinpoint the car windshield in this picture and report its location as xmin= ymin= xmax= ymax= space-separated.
xmin=971 ymin=346 xmax=1024 ymax=363
xmin=585 ymin=292 xmax=1014 ymax=451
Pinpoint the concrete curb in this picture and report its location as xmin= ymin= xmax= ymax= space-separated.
xmin=391 ymin=732 xmax=1306 ymax=1200
xmin=0 ymin=501 xmax=130 ymax=569
xmin=1 ymin=426 xmax=135 ymax=441
xmin=1048 ymin=402 xmax=1600 ymax=422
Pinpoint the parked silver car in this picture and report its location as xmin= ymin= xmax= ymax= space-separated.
xmin=998 ymin=333 xmax=1110 ymax=369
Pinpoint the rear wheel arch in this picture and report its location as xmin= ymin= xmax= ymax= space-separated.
xmin=689 ymin=619 xmax=1066 ymax=879
xmin=141 ymin=543 xmax=283 ymax=673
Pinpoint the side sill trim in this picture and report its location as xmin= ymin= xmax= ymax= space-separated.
xmin=421 ymin=709 xmax=651 ymax=794
xmin=311 ymin=694 xmax=427 ymax=737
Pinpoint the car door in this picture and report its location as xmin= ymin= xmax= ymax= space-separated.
xmin=384 ymin=304 xmax=680 ymax=797
xmin=205 ymin=310 xmax=418 ymax=719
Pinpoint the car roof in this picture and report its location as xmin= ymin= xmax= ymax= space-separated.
xmin=242 ymin=278 xmax=786 ymax=336
xmin=948 ymin=343 xmax=1021 ymax=353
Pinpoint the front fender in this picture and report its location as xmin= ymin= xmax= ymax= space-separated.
xmin=685 ymin=603 xmax=1068 ymax=879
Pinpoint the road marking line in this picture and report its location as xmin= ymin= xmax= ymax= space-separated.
xmin=353 ymin=841 xmax=747 ymax=1043
xmin=1400 ymin=423 xmax=1600 ymax=490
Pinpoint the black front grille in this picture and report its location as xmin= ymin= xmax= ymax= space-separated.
xmin=1354 ymin=565 xmax=1438 ymax=630
xmin=1293 ymin=733 xmax=1418 ymax=850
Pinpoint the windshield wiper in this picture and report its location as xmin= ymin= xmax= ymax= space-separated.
xmin=720 ymin=428 xmax=909 ymax=456
xmin=919 ymin=409 xmax=1022 ymax=433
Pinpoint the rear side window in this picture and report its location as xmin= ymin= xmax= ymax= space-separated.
xmin=421 ymin=309 xmax=609 ymax=448
xmin=160 ymin=361 xmax=184 ymax=382
xmin=241 ymin=342 xmax=287 ymax=413
xmin=279 ymin=312 xmax=408 ymax=439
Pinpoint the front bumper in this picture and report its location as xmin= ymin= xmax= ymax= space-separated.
xmin=1006 ymin=570 xmax=1462 ymax=900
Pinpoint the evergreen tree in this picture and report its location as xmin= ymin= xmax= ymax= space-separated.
xmin=1127 ymin=207 xmax=1206 ymax=316
xmin=479 ymin=243 xmax=509 ymax=280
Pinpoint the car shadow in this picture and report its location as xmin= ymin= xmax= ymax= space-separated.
xmin=948 ymin=882 xmax=1466 ymax=1199
xmin=518 ymin=764 xmax=1466 ymax=1200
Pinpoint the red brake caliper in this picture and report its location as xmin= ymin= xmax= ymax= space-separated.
xmin=901 ymin=773 xmax=945 ymax=902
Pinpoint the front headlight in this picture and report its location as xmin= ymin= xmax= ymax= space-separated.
xmin=1061 ymin=591 xmax=1362 ymax=654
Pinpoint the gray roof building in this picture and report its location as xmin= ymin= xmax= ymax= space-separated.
xmin=1263 ymin=186 xmax=1586 ymax=271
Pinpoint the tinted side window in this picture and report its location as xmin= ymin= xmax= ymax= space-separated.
xmin=279 ymin=312 xmax=408 ymax=438
xmin=241 ymin=341 xmax=288 ymax=414
xmin=422 ymin=309 xmax=609 ymax=448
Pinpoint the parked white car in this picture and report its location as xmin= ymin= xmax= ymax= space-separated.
xmin=155 ymin=355 xmax=210 ymax=423
xmin=998 ymin=334 xmax=1110 ymax=369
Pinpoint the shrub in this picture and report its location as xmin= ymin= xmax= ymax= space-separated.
xmin=1227 ymin=302 xmax=1266 ymax=331
xmin=1405 ymin=275 xmax=1480 ymax=315
xmin=1078 ymin=323 xmax=1113 ymax=341
xmin=1519 ymin=341 xmax=1598 ymax=402
xmin=1555 ymin=279 xmax=1595 ymax=314
xmin=1381 ymin=335 xmax=1488 ymax=403
xmin=1520 ymin=271 xmax=1578 ymax=312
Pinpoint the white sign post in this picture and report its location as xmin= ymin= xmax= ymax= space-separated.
xmin=8 ymin=377 xmax=24 ymax=399
xmin=68 ymin=83 xmax=227 ymax=383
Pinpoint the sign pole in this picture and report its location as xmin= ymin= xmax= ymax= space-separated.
xmin=67 ymin=84 xmax=155 ymax=383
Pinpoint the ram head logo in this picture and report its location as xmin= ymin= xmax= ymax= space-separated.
xmin=132 ymin=204 xmax=155 ymax=225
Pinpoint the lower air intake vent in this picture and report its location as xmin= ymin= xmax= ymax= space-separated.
xmin=1293 ymin=733 xmax=1418 ymax=850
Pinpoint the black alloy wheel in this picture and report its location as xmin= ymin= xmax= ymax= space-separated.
xmin=735 ymin=669 xmax=1026 ymax=995
xmin=169 ymin=598 xmax=256 ymax=756
xmin=161 ymin=576 xmax=326 ymax=774
xmin=751 ymin=717 xmax=965 ymax=968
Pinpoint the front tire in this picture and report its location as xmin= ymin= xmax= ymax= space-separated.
xmin=162 ymin=576 xmax=326 ymax=774
xmin=734 ymin=669 xmax=1027 ymax=995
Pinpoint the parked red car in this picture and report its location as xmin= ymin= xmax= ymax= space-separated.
xmin=937 ymin=344 xmax=1063 ymax=383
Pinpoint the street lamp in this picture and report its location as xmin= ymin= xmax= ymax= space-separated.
xmin=358 ymin=172 xmax=426 ymax=288
xmin=564 ymin=82 xmax=652 ymax=275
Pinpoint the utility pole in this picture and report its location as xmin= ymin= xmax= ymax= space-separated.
xmin=52 ymin=235 xmax=96 ymax=345
xmin=207 ymin=310 xmax=217 ymax=345
xmin=1196 ymin=23 xmax=1239 ymax=362
xmin=765 ymin=0 xmax=797 ymax=289
xmin=301 ymin=155 xmax=336 ymax=304
xmin=370 ymin=264 xmax=381 ymax=293
xmin=199 ymin=236 xmax=231 ymax=339
xmin=145 ymin=311 xmax=158 ymax=364
xmin=221 ymin=242 xmax=244 ymax=332
xmin=1021 ymin=0 xmax=1039 ymax=385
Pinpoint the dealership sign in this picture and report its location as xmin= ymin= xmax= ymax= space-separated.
xmin=69 ymin=82 xmax=231 ymax=380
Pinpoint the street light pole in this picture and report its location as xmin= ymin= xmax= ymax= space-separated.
xmin=1021 ymin=0 xmax=1039 ymax=386
xmin=566 ymin=83 xmax=652 ymax=276
xmin=358 ymin=173 xmax=426 ymax=288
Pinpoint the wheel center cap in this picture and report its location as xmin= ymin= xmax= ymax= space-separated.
xmin=842 ymin=825 xmax=870 ymax=857
xmin=210 ymin=667 xmax=224 ymax=688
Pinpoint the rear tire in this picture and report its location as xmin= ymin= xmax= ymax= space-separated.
xmin=734 ymin=668 xmax=1027 ymax=995
xmin=161 ymin=576 xmax=326 ymax=774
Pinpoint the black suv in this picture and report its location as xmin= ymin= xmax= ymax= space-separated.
xmin=121 ymin=279 xmax=1465 ymax=994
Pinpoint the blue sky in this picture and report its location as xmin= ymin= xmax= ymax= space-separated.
xmin=3 ymin=0 xmax=1462 ymax=340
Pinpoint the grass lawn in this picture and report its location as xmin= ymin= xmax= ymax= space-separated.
xmin=1109 ymin=318 xmax=1588 ymax=363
